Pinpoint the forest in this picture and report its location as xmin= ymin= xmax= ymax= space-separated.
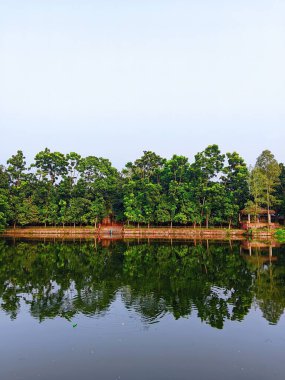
xmin=0 ymin=145 xmax=284 ymax=231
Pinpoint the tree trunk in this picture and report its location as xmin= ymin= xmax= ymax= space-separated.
xmin=170 ymin=220 xmax=173 ymax=229
xmin=267 ymin=189 xmax=270 ymax=225
xmin=269 ymin=245 xmax=273 ymax=259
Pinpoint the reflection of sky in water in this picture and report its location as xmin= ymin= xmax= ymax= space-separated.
xmin=1 ymin=293 xmax=285 ymax=380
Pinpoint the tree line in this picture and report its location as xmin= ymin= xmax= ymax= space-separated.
xmin=0 ymin=145 xmax=284 ymax=230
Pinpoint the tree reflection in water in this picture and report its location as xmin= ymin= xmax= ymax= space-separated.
xmin=0 ymin=239 xmax=284 ymax=328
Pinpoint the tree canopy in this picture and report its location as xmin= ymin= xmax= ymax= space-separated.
xmin=0 ymin=146 xmax=284 ymax=230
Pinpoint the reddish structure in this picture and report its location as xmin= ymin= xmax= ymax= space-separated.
xmin=240 ymin=207 xmax=279 ymax=230
xmin=101 ymin=215 xmax=113 ymax=225
xmin=101 ymin=214 xmax=123 ymax=227
xmin=99 ymin=214 xmax=123 ymax=237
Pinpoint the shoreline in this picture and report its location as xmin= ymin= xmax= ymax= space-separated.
xmin=1 ymin=226 xmax=280 ymax=240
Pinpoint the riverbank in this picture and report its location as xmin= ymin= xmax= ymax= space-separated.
xmin=1 ymin=226 xmax=280 ymax=240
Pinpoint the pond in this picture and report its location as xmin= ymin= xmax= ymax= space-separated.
xmin=0 ymin=238 xmax=285 ymax=380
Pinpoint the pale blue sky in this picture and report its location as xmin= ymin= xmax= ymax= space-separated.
xmin=0 ymin=0 xmax=284 ymax=168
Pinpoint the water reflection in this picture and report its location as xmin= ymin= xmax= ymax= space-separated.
xmin=0 ymin=238 xmax=284 ymax=328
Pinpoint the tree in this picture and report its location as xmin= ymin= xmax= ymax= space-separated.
xmin=68 ymin=198 xmax=92 ymax=226
xmin=0 ymin=166 xmax=9 ymax=231
xmin=161 ymin=155 xmax=190 ymax=184
xmin=0 ymin=190 xmax=9 ymax=232
xmin=191 ymin=145 xmax=225 ymax=226
xmin=123 ymin=151 xmax=166 ymax=183
xmin=141 ymin=181 xmax=161 ymax=227
xmin=17 ymin=198 xmax=39 ymax=226
xmin=32 ymin=148 xmax=68 ymax=184
xmin=6 ymin=150 xmax=26 ymax=186
xmin=222 ymin=152 xmax=249 ymax=211
xmin=6 ymin=151 xmax=34 ymax=228
xmin=88 ymin=197 xmax=106 ymax=228
xmin=66 ymin=152 xmax=81 ymax=185
xmin=155 ymin=194 xmax=173 ymax=226
xmin=255 ymin=150 xmax=281 ymax=223
xmin=123 ymin=181 xmax=145 ymax=226
xmin=275 ymin=163 xmax=285 ymax=217
xmin=246 ymin=167 xmax=267 ymax=223
xmin=77 ymin=156 xmax=120 ymax=218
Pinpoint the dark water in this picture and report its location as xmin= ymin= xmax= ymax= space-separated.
xmin=0 ymin=238 xmax=285 ymax=380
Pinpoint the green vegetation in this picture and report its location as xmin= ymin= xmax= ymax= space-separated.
xmin=0 ymin=146 xmax=284 ymax=230
xmin=275 ymin=229 xmax=285 ymax=243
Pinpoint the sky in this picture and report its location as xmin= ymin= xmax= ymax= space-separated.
xmin=0 ymin=0 xmax=284 ymax=169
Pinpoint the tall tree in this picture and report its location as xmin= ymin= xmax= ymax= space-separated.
xmin=275 ymin=163 xmax=285 ymax=218
xmin=222 ymin=152 xmax=249 ymax=211
xmin=32 ymin=148 xmax=68 ymax=184
xmin=246 ymin=167 xmax=267 ymax=222
xmin=0 ymin=166 xmax=9 ymax=231
xmin=191 ymin=145 xmax=225 ymax=227
xmin=6 ymin=150 xmax=26 ymax=186
xmin=6 ymin=151 xmax=34 ymax=228
xmin=255 ymin=150 xmax=281 ymax=223
xmin=123 ymin=151 xmax=166 ymax=182
xmin=77 ymin=156 xmax=120 ymax=218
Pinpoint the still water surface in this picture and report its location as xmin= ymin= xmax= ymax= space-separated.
xmin=0 ymin=238 xmax=285 ymax=380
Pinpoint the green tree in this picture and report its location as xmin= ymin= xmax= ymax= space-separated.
xmin=255 ymin=150 xmax=281 ymax=223
xmin=17 ymin=198 xmax=39 ymax=226
xmin=6 ymin=150 xmax=26 ymax=186
xmin=123 ymin=181 xmax=144 ymax=226
xmin=0 ymin=191 xmax=9 ymax=231
xmin=88 ymin=197 xmax=106 ymax=227
xmin=0 ymin=166 xmax=9 ymax=231
xmin=77 ymin=156 xmax=120 ymax=219
xmin=32 ymin=148 xmax=68 ymax=184
xmin=123 ymin=151 xmax=166 ymax=182
xmin=191 ymin=145 xmax=225 ymax=226
xmin=6 ymin=151 xmax=35 ymax=227
xmin=246 ymin=167 xmax=267 ymax=222
xmin=222 ymin=152 xmax=249 ymax=211
xmin=68 ymin=197 xmax=92 ymax=226
xmin=275 ymin=163 xmax=285 ymax=217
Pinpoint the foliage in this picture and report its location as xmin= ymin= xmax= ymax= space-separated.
xmin=275 ymin=229 xmax=285 ymax=243
xmin=255 ymin=150 xmax=281 ymax=213
xmin=0 ymin=146 xmax=283 ymax=228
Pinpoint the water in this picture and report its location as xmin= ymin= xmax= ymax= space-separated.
xmin=0 ymin=238 xmax=285 ymax=380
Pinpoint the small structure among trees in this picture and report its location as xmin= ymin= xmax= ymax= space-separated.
xmin=240 ymin=207 xmax=279 ymax=230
